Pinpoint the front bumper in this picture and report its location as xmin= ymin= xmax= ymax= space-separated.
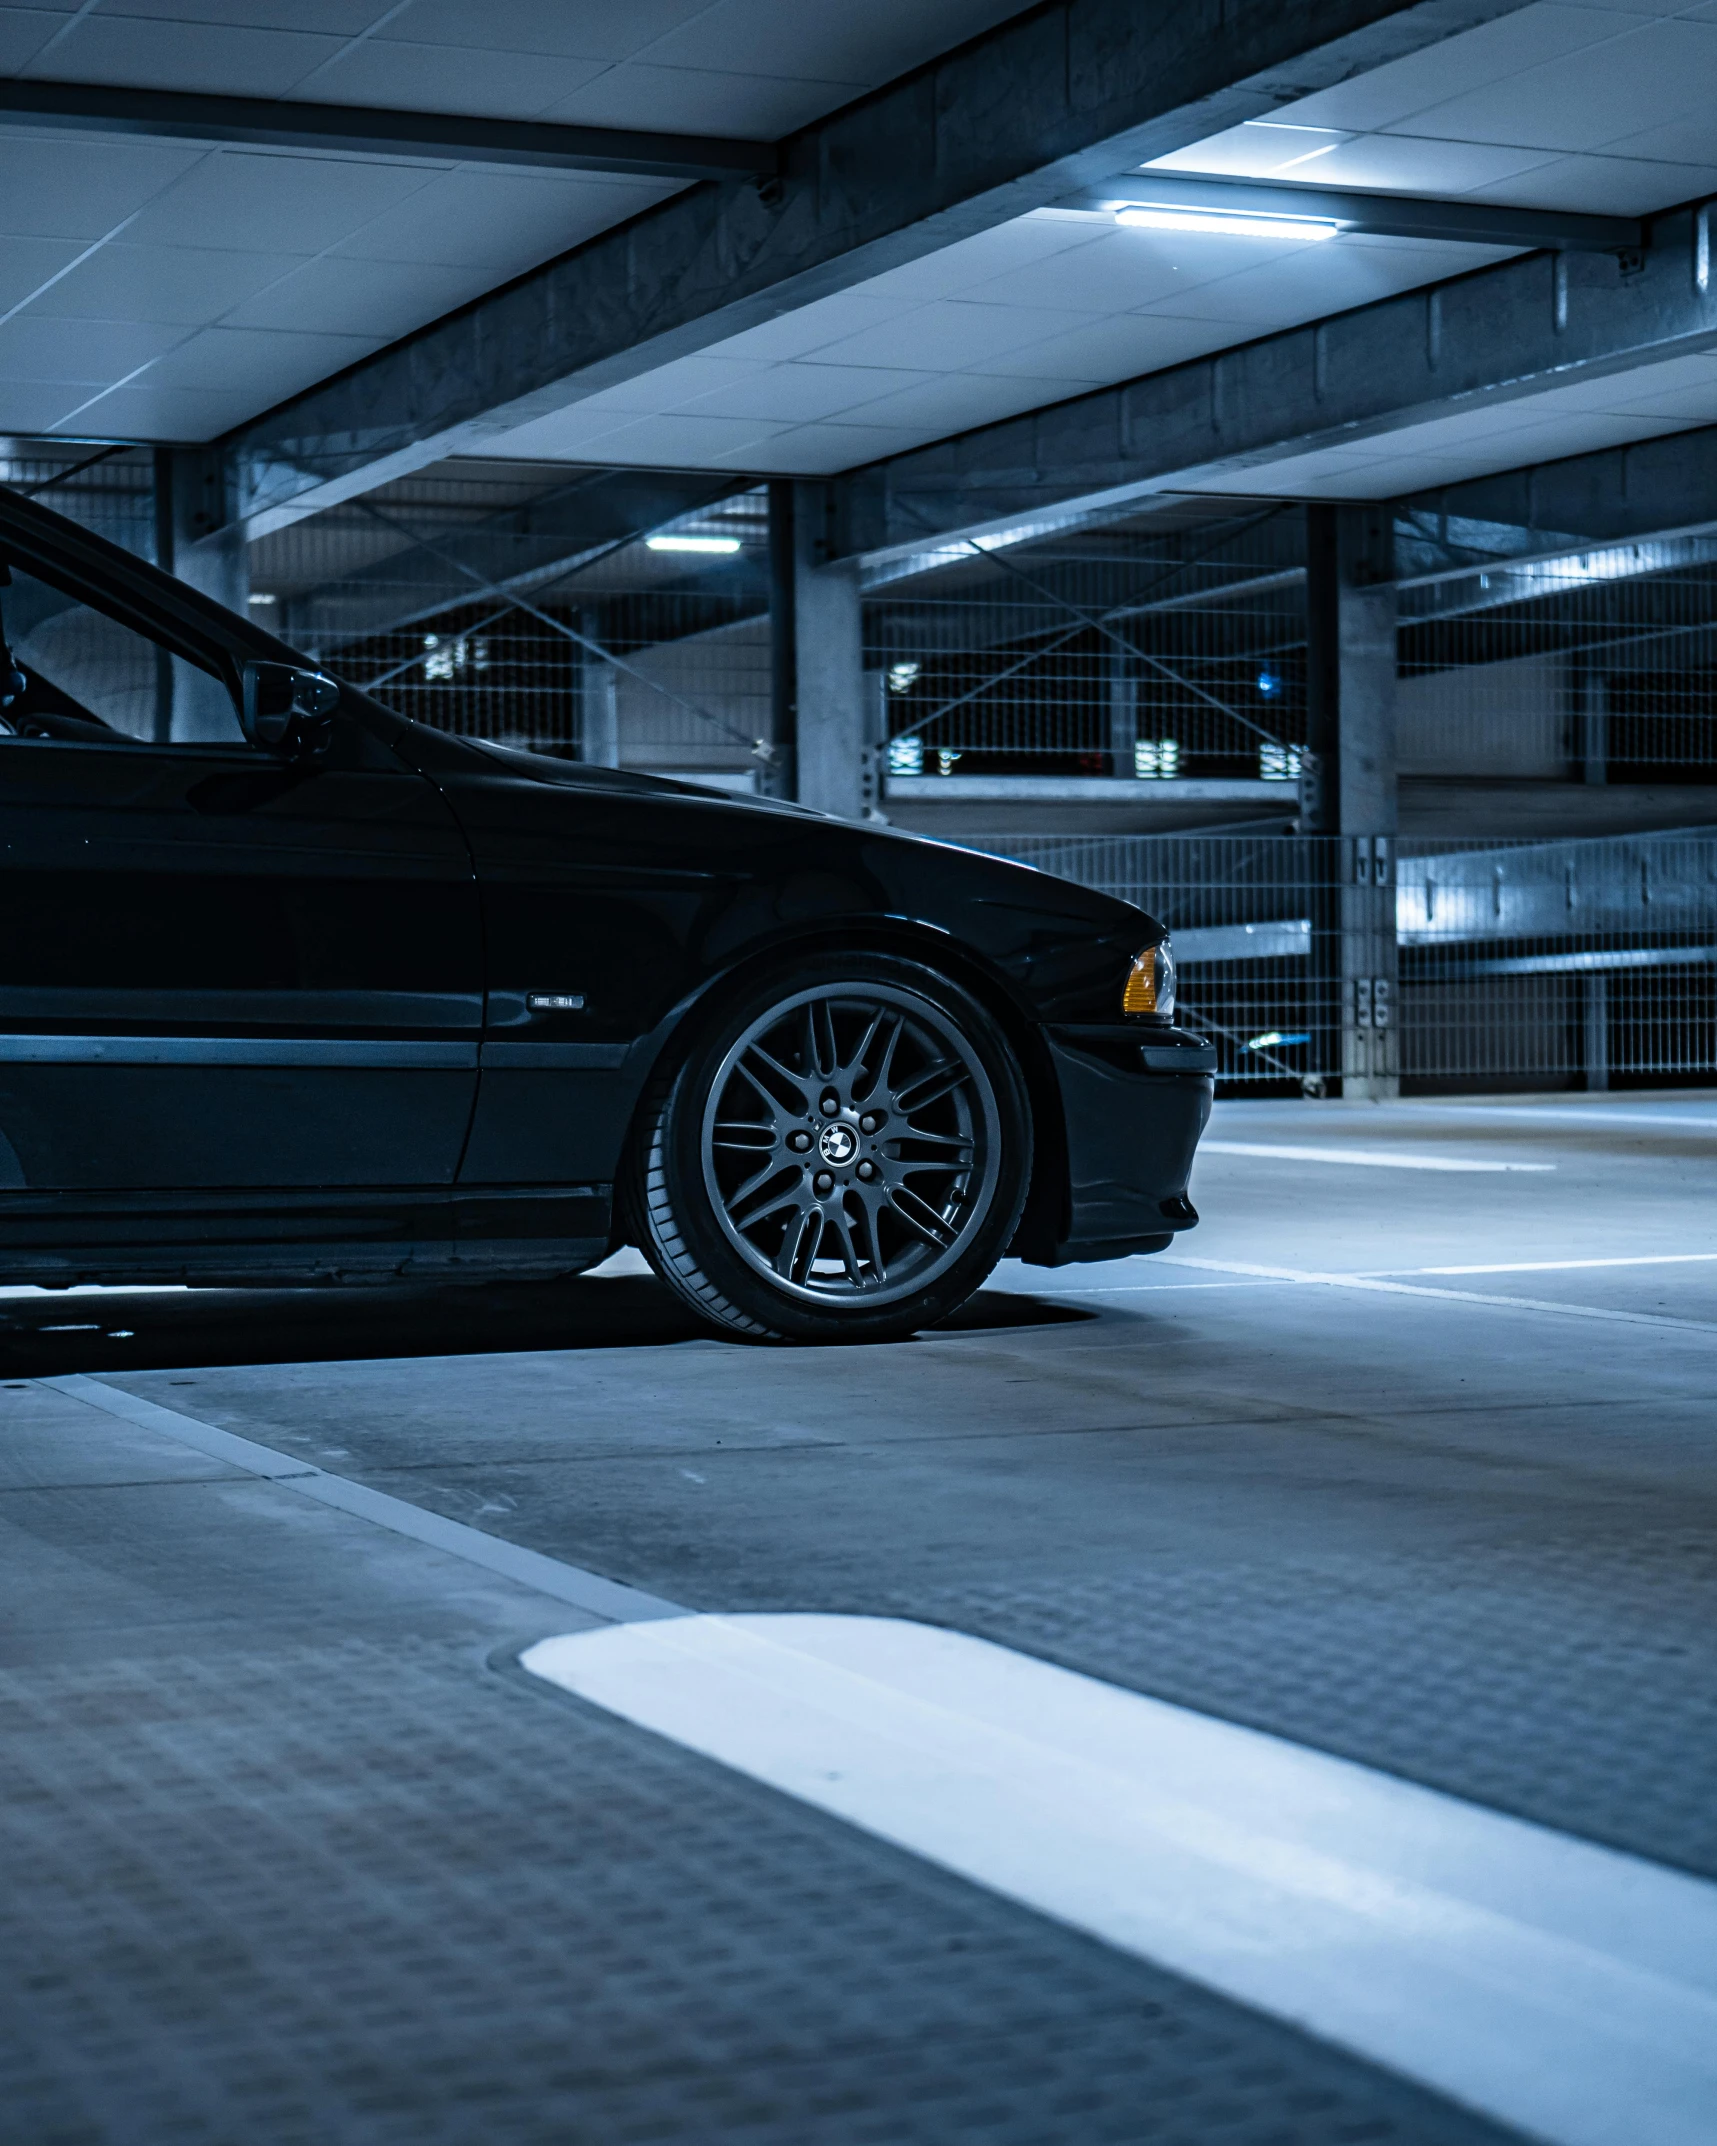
xmin=1021 ymin=1024 xmax=1214 ymax=1267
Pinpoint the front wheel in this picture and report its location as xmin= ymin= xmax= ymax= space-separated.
xmin=630 ymin=955 xmax=1032 ymax=1342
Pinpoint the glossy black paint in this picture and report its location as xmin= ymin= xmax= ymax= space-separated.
xmin=0 ymin=483 xmax=1210 ymax=1289
xmin=0 ymin=724 xmax=481 ymax=1189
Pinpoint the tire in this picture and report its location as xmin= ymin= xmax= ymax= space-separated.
xmin=629 ymin=953 xmax=1033 ymax=1342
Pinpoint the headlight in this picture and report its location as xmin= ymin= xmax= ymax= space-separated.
xmin=1122 ymin=939 xmax=1175 ymax=1018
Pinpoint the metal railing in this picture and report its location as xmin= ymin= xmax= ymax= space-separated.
xmin=868 ymin=512 xmax=1307 ymax=782
xmin=1398 ymin=543 xmax=1717 ymax=782
xmin=963 ymin=829 xmax=1717 ymax=1094
xmin=254 ymin=466 xmax=773 ymax=781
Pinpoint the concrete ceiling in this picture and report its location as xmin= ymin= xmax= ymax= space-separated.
xmin=0 ymin=0 xmax=1037 ymax=441
xmin=1150 ymin=1 xmax=1717 ymax=218
xmin=480 ymin=0 xmax=1717 ymax=487
xmin=481 ymin=213 xmax=1520 ymax=475
xmin=5 ymin=0 xmax=1717 ymax=527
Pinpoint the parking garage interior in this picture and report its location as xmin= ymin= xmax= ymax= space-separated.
xmin=4 ymin=6 xmax=1717 ymax=2143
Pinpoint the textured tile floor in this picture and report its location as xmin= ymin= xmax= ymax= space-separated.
xmin=5 ymin=1093 xmax=1715 ymax=2142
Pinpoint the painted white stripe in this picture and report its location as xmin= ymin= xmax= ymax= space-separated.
xmin=1158 ymin=1256 xmax=1717 ymax=1338
xmin=1405 ymin=1105 xmax=1717 ymax=1133
xmin=1199 ymin=1141 xmax=1554 ymax=1172
xmin=524 ymin=1614 xmax=1717 ymax=2146
xmin=1392 ymin=1253 xmax=1717 ymax=1278
xmin=0 ymin=1283 xmax=189 ymax=1299
xmin=39 ymin=1373 xmax=686 ymax=1624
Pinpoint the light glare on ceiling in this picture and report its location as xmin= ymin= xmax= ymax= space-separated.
xmin=1114 ymin=205 xmax=1340 ymax=242
xmin=646 ymin=534 xmax=742 ymax=554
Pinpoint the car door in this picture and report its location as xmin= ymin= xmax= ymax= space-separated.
xmin=408 ymin=749 xmax=749 ymax=1187
xmin=0 ymin=552 xmax=482 ymax=1193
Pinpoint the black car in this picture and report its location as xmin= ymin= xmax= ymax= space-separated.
xmin=0 ymin=482 xmax=1212 ymax=1342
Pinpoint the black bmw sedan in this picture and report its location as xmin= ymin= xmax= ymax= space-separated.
xmin=0 ymin=482 xmax=1212 ymax=1342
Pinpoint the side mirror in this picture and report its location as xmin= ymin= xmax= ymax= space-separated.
xmin=241 ymin=661 xmax=340 ymax=757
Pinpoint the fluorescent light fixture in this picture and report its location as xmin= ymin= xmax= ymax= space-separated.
xmin=1115 ymin=204 xmax=1339 ymax=242
xmin=646 ymin=534 xmax=741 ymax=555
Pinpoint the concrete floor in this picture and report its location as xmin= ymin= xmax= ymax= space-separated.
xmin=4 ymin=1092 xmax=1716 ymax=2144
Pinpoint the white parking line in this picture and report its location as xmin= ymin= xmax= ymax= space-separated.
xmin=1158 ymin=1256 xmax=1717 ymax=1336
xmin=1385 ymin=1253 xmax=1717 ymax=1278
xmin=525 ymin=1613 xmax=1717 ymax=2146
xmin=1406 ymin=1105 xmax=1717 ymax=1133
xmin=44 ymin=1371 xmax=1717 ymax=2139
xmin=1199 ymin=1141 xmax=1554 ymax=1172
xmin=0 ymin=1283 xmax=188 ymax=1299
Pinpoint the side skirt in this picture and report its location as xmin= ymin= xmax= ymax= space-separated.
xmin=0 ymin=1183 xmax=612 ymax=1288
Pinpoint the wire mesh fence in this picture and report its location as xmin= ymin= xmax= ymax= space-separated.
xmin=1397 ymin=536 xmax=1717 ymax=783
xmin=866 ymin=511 xmax=1308 ymax=783
xmin=3 ymin=439 xmax=1714 ymax=1094
xmin=962 ymin=828 xmax=1717 ymax=1095
xmin=253 ymin=466 xmax=773 ymax=781
xmin=0 ymin=442 xmax=155 ymax=555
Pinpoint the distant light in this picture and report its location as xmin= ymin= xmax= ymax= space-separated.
xmin=646 ymin=534 xmax=741 ymax=555
xmin=1114 ymin=205 xmax=1339 ymax=243
xmin=1259 ymin=742 xmax=1302 ymax=782
xmin=1256 ymin=669 xmax=1281 ymax=698
xmin=887 ymin=660 xmax=921 ymax=694
xmin=1245 ymin=1032 xmax=1311 ymax=1050
xmin=888 ymin=735 xmax=924 ymax=777
xmin=1135 ymin=737 xmax=1181 ymax=780
xmin=247 ymin=592 xmax=278 ymax=605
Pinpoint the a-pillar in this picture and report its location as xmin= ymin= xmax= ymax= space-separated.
xmin=153 ymin=446 xmax=249 ymax=742
xmin=1304 ymin=503 xmax=1400 ymax=1102
xmin=770 ymin=479 xmax=869 ymax=818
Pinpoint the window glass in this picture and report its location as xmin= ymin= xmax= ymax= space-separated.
xmin=0 ymin=562 xmax=243 ymax=747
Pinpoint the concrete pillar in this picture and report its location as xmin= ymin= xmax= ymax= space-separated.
xmin=766 ymin=478 xmax=798 ymax=802
xmin=1576 ymin=664 xmax=1608 ymax=785
xmin=581 ymin=653 xmax=619 ymax=767
xmin=1107 ymin=651 xmax=1138 ymax=779
xmin=776 ymin=479 xmax=869 ymax=820
xmin=153 ymin=447 xmax=250 ymax=742
xmin=1305 ymin=504 xmax=1400 ymax=1102
xmin=861 ymin=669 xmax=888 ymax=821
xmin=1585 ymin=971 xmax=1610 ymax=1091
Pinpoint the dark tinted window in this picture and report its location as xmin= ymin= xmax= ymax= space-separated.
xmin=0 ymin=562 xmax=242 ymax=747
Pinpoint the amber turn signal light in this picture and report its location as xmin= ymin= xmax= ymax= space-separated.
xmin=1122 ymin=941 xmax=1175 ymax=1018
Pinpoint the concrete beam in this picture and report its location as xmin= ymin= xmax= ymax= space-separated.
xmin=840 ymin=197 xmax=1717 ymax=564
xmin=226 ymin=0 xmax=1537 ymax=530
xmin=0 ymin=79 xmax=773 ymax=181
xmin=1397 ymin=422 xmax=1717 ymax=553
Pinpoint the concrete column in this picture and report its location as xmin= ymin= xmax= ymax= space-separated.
xmin=861 ymin=669 xmax=888 ymax=821
xmin=780 ymin=479 xmax=869 ymax=820
xmin=153 ymin=447 xmax=249 ymax=742
xmin=1585 ymin=971 xmax=1610 ymax=1091
xmin=1305 ymin=504 xmax=1399 ymax=1102
xmin=766 ymin=478 xmax=798 ymax=802
xmin=581 ymin=653 xmax=619 ymax=767
xmin=1107 ymin=651 xmax=1137 ymax=779
xmin=1576 ymin=664 xmax=1609 ymax=785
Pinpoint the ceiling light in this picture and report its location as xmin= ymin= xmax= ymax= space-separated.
xmin=1114 ymin=204 xmax=1339 ymax=242
xmin=646 ymin=534 xmax=741 ymax=555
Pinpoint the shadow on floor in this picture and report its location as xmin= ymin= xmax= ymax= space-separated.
xmin=1 ymin=1275 xmax=1093 ymax=1378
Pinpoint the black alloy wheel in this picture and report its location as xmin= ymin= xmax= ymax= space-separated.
xmin=631 ymin=955 xmax=1032 ymax=1341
